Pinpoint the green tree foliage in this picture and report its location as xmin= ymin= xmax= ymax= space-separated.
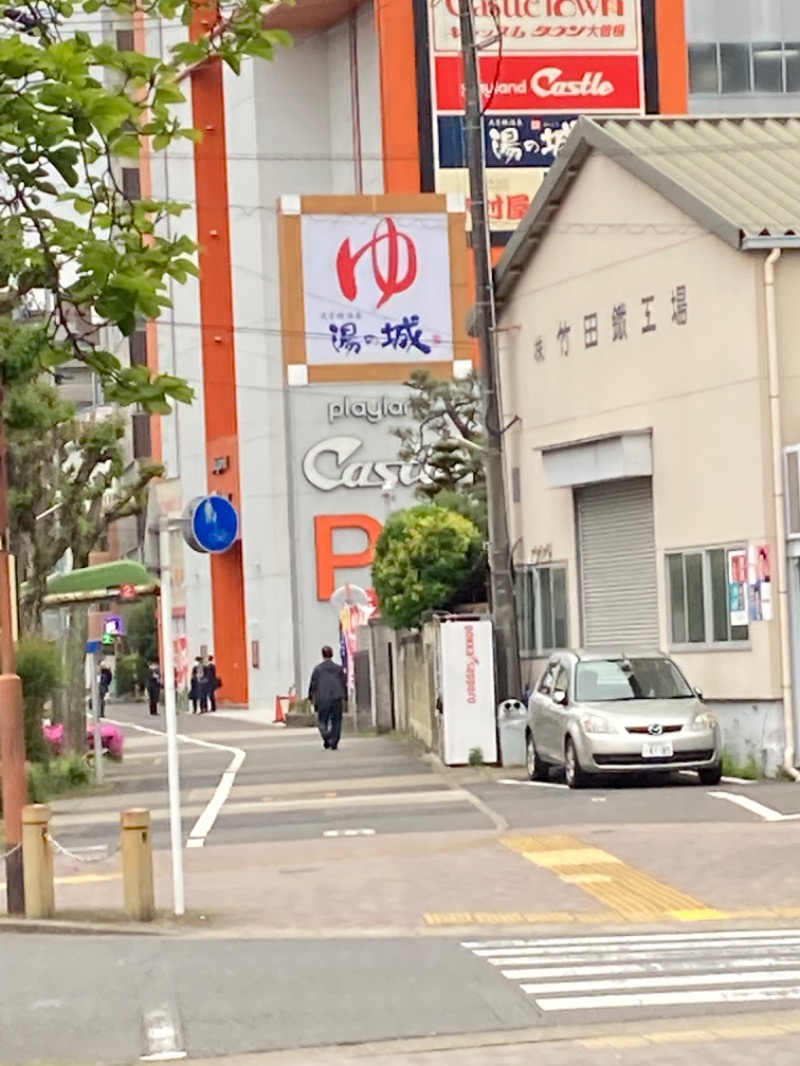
xmin=371 ymin=505 xmax=484 ymax=630
xmin=125 ymin=600 xmax=159 ymax=664
xmin=5 ymin=366 xmax=163 ymax=631
xmin=0 ymin=0 xmax=289 ymax=410
xmin=115 ymin=651 xmax=145 ymax=696
xmin=394 ymin=369 xmax=487 ymax=533
xmin=16 ymin=636 xmax=62 ymax=762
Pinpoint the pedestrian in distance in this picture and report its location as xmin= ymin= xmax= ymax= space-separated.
xmin=308 ymin=645 xmax=347 ymax=751
xmin=146 ymin=663 xmax=162 ymax=716
xmin=98 ymin=664 xmax=112 ymax=718
xmin=190 ymin=656 xmax=205 ymax=714
xmin=205 ymin=654 xmax=220 ymax=712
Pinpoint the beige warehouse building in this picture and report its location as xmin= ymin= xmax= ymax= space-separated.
xmin=494 ymin=116 xmax=800 ymax=776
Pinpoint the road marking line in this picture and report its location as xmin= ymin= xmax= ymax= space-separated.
xmin=522 ymin=968 xmax=800 ymax=996
xmin=499 ymin=957 xmax=800 ymax=979
xmin=708 ymin=791 xmax=788 ymax=821
xmin=679 ymin=771 xmax=756 ymax=786
xmin=500 ymin=835 xmax=718 ymax=922
xmin=109 ymin=718 xmax=246 ymax=850
xmin=539 ymin=984 xmax=800 ymax=1012
xmin=482 ymin=940 xmax=800 ymax=962
xmin=469 ymin=929 xmax=800 ymax=950
xmin=322 ymin=829 xmax=376 ymax=837
xmin=141 ymin=1009 xmax=186 ymax=1062
xmin=497 ymin=779 xmax=568 ymax=789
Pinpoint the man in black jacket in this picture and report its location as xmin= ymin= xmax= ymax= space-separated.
xmin=308 ymin=646 xmax=347 ymax=751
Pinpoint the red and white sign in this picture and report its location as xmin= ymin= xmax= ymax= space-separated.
xmin=435 ymin=53 xmax=642 ymax=113
xmin=432 ymin=0 xmax=639 ymax=54
xmin=438 ymin=619 xmax=497 ymax=766
xmin=426 ymin=0 xmax=643 ymax=238
xmin=301 ymin=213 xmax=454 ymax=367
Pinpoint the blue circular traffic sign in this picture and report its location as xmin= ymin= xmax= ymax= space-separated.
xmin=184 ymin=495 xmax=239 ymax=555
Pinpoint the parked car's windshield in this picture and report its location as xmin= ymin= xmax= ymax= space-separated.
xmin=575 ymin=658 xmax=693 ymax=702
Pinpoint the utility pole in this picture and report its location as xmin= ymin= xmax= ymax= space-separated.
xmin=0 ymin=405 xmax=26 ymax=914
xmin=458 ymin=0 xmax=522 ymax=701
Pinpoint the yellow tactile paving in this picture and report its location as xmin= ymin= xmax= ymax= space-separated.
xmin=423 ymin=906 xmax=800 ymax=926
xmin=0 ymin=872 xmax=120 ymax=891
xmin=423 ymin=911 xmax=598 ymax=926
xmin=579 ymin=1016 xmax=800 ymax=1049
xmin=501 ymin=834 xmax=728 ymax=922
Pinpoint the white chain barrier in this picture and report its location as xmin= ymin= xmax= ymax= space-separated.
xmin=46 ymin=834 xmax=121 ymax=864
xmin=1 ymin=843 xmax=21 ymax=864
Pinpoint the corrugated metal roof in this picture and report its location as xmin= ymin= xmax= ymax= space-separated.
xmin=494 ymin=115 xmax=800 ymax=317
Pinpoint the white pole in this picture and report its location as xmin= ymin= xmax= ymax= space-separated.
xmin=90 ymin=648 xmax=103 ymax=785
xmin=159 ymin=514 xmax=185 ymax=916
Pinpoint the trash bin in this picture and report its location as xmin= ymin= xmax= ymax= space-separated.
xmin=496 ymin=699 xmax=528 ymax=767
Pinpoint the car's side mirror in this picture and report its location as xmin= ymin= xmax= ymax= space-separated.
xmin=694 ymin=686 xmax=704 ymax=701
xmin=553 ymin=690 xmax=567 ymax=706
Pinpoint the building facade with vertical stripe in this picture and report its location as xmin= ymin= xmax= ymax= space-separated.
xmin=136 ymin=0 xmax=692 ymax=712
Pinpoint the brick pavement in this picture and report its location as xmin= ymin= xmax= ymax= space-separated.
xmin=5 ymin=819 xmax=800 ymax=933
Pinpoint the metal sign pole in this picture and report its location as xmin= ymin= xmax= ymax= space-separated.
xmin=89 ymin=647 xmax=103 ymax=786
xmin=159 ymin=514 xmax=185 ymax=917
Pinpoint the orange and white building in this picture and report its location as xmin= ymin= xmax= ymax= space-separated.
xmin=136 ymin=0 xmax=692 ymax=710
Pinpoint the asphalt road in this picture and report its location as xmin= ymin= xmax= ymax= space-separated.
xmin=5 ymin=707 xmax=799 ymax=1065
xmin=44 ymin=705 xmax=800 ymax=856
xmin=4 ymin=929 xmax=800 ymax=1064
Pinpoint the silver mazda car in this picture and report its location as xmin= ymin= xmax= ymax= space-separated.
xmin=525 ymin=650 xmax=722 ymax=789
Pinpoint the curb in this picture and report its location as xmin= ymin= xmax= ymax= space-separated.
xmin=0 ymin=916 xmax=176 ymax=936
xmin=183 ymin=1007 xmax=800 ymax=1064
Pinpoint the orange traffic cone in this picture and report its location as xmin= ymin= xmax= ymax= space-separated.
xmin=274 ymin=694 xmax=286 ymax=724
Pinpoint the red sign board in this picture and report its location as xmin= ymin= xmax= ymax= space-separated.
xmin=434 ymin=53 xmax=642 ymax=113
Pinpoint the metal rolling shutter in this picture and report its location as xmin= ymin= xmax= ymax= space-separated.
xmin=576 ymin=477 xmax=659 ymax=650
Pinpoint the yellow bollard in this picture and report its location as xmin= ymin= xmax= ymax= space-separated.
xmin=121 ymin=808 xmax=155 ymax=922
xmin=22 ymin=804 xmax=54 ymax=919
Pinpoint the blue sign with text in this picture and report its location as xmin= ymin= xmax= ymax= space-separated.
xmin=185 ymin=495 xmax=239 ymax=555
xmin=437 ymin=114 xmax=579 ymax=170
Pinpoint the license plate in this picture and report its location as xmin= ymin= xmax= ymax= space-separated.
xmin=642 ymin=740 xmax=673 ymax=759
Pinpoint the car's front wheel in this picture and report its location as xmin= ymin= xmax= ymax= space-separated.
xmin=526 ymin=730 xmax=550 ymax=782
xmin=698 ymin=763 xmax=722 ymax=786
xmin=565 ymin=738 xmax=590 ymax=790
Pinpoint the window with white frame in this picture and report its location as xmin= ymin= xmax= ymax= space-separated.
xmin=666 ymin=546 xmax=749 ymax=647
xmin=516 ymin=564 xmax=568 ymax=657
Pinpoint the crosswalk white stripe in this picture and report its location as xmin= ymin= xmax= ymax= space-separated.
xmin=521 ymin=968 xmax=800 ymax=995
xmin=463 ymin=928 xmax=800 ymax=1017
xmin=499 ymin=957 xmax=800 ymax=980
xmin=463 ymin=929 xmax=800 ymax=951
xmin=490 ymin=946 xmax=800 ymax=968
xmin=537 ymin=985 xmax=800 ymax=1012
xmin=474 ymin=936 xmax=800 ymax=959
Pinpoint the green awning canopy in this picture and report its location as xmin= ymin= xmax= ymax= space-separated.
xmin=42 ymin=561 xmax=159 ymax=607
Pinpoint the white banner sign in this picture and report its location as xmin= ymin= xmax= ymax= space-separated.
xmin=301 ymin=214 xmax=454 ymax=367
xmin=439 ymin=619 xmax=498 ymax=766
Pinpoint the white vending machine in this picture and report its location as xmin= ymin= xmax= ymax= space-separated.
xmin=436 ymin=617 xmax=497 ymax=766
